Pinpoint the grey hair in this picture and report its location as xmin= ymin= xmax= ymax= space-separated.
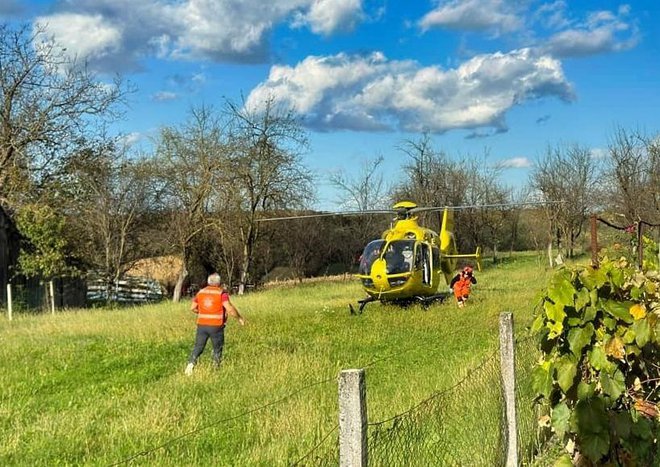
xmin=207 ymin=273 xmax=222 ymax=286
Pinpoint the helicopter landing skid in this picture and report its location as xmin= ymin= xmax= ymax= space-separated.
xmin=349 ymin=296 xmax=377 ymax=314
xmin=414 ymin=292 xmax=450 ymax=307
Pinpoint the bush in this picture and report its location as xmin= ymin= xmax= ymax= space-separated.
xmin=531 ymin=257 xmax=660 ymax=465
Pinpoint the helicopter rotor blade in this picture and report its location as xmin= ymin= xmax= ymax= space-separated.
xmin=256 ymin=200 xmax=562 ymax=222
xmin=409 ymin=200 xmax=562 ymax=214
xmin=256 ymin=209 xmax=396 ymax=222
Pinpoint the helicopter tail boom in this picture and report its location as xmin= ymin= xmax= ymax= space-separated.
xmin=443 ymin=246 xmax=482 ymax=271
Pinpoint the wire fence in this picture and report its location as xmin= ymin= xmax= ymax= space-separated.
xmin=104 ymin=318 xmax=547 ymax=466
xmin=296 ymin=332 xmax=545 ymax=466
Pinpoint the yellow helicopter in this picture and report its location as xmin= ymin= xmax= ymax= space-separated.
xmin=352 ymin=201 xmax=481 ymax=311
xmin=259 ymin=200 xmax=483 ymax=311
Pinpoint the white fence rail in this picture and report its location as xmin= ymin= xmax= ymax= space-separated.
xmin=87 ymin=276 xmax=164 ymax=304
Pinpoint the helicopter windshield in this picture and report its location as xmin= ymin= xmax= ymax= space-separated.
xmin=384 ymin=240 xmax=416 ymax=274
xmin=359 ymin=240 xmax=385 ymax=275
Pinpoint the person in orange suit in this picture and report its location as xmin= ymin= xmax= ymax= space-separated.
xmin=450 ymin=265 xmax=477 ymax=308
xmin=185 ymin=273 xmax=245 ymax=375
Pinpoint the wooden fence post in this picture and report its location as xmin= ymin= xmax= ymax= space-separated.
xmin=6 ymin=283 xmax=12 ymax=321
xmin=499 ymin=312 xmax=518 ymax=467
xmin=590 ymin=214 xmax=599 ymax=268
xmin=339 ymin=368 xmax=367 ymax=467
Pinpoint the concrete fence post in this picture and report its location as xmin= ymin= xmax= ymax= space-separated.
xmin=339 ymin=368 xmax=367 ymax=467
xmin=499 ymin=312 xmax=518 ymax=467
xmin=7 ymin=283 xmax=12 ymax=321
xmin=49 ymin=281 xmax=55 ymax=315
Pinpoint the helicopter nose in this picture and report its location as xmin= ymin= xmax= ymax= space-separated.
xmin=371 ymin=259 xmax=389 ymax=290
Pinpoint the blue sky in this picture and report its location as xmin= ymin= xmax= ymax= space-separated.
xmin=3 ymin=0 xmax=659 ymax=209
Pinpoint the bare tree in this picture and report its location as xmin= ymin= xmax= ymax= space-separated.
xmin=224 ymin=98 xmax=315 ymax=294
xmin=64 ymin=138 xmax=158 ymax=299
xmin=530 ymin=143 xmax=601 ymax=258
xmin=0 ymin=23 xmax=127 ymax=208
xmin=393 ymin=135 xmax=510 ymax=254
xmin=329 ymin=154 xmax=389 ymax=211
xmin=154 ymin=105 xmax=227 ymax=301
xmin=606 ymin=127 xmax=660 ymax=224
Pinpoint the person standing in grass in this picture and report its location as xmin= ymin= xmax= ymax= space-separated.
xmin=450 ymin=265 xmax=477 ymax=308
xmin=185 ymin=273 xmax=245 ymax=375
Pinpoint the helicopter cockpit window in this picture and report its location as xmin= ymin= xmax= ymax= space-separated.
xmin=384 ymin=240 xmax=415 ymax=274
xmin=359 ymin=240 xmax=385 ymax=275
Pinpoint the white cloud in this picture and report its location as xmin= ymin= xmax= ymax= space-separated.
xmin=121 ymin=132 xmax=143 ymax=147
xmin=35 ymin=13 xmax=122 ymax=62
xmin=498 ymin=157 xmax=532 ymax=168
xmin=420 ymin=1 xmax=640 ymax=60
xmin=590 ymin=147 xmax=607 ymax=159
xmin=419 ymin=0 xmax=523 ymax=34
xmin=543 ymin=6 xmax=639 ymax=57
xmin=32 ymin=0 xmax=367 ymax=70
xmin=292 ymin=0 xmax=364 ymax=35
xmin=152 ymin=91 xmax=178 ymax=102
xmin=246 ymin=49 xmax=574 ymax=133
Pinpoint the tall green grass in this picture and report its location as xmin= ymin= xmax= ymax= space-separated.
xmin=0 ymin=253 xmax=555 ymax=466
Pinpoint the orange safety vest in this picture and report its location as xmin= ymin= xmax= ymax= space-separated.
xmin=453 ymin=276 xmax=472 ymax=299
xmin=193 ymin=286 xmax=228 ymax=326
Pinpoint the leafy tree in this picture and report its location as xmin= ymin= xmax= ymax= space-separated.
xmin=15 ymin=203 xmax=72 ymax=279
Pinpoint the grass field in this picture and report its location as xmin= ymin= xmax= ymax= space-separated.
xmin=0 ymin=252 xmax=562 ymax=466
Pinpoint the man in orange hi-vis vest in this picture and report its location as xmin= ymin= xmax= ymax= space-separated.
xmin=449 ymin=265 xmax=477 ymax=308
xmin=185 ymin=273 xmax=245 ymax=375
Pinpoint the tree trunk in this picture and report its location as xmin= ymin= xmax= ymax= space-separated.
xmin=547 ymin=242 xmax=554 ymax=268
xmin=173 ymin=263 xmax=188 ymax=303
xmin=238 ymin=223 xmax=255 ymax=295
xmin=238 ymin=242 xmax=250 ymax=295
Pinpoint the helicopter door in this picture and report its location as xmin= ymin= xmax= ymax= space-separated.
xmin=416 ymin=243 xmax=431 ymax=286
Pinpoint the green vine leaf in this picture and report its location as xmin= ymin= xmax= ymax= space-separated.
xmin=556 ymin=355 xmax=578 ymax=393
xmin=532 ymin=360 xmax=554 ymax=399
xmin=611 ymin=411 xmax=633 ymax=438
xmin=580 ymin=267 xmax=608 ymax=290
xmin=577 ymin=381 xmax=595 ymax=401
xmin=601 ymin=299 xmax=633 ymax=324
xmin=531 ymin=314 xmax=545 ymax=334
xmin=631 ymin=318 xmax=651 ymax=347
xmin=600 ymin=369 xmax=625 ymax=399
xmin=609 ymin=267 xmax=625 ymax=289
xmin=551 ymin=402 xmax=571 ymax=437
xmin=568 ymin=323 xmax=594 ymax=356
xmin=583 ymin=306 xmax=597 ymax=323
xmin=547 ymin=320 xmax=564 ymax=339
xmin=548 ymin=274 xmax=576 ymax=307
xmin=588 ymin=346 xmax=614 ymax=373
xmin=553 ymin=454 xmax=573 ymax=467
xmin=581 ymin=430 xmax=610 ymax=461
xmin=575 ymin=287 xmax=590 ymax=311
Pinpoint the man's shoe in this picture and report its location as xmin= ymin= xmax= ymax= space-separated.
xmin=185 ymin=363 xmax=194 ymax=376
